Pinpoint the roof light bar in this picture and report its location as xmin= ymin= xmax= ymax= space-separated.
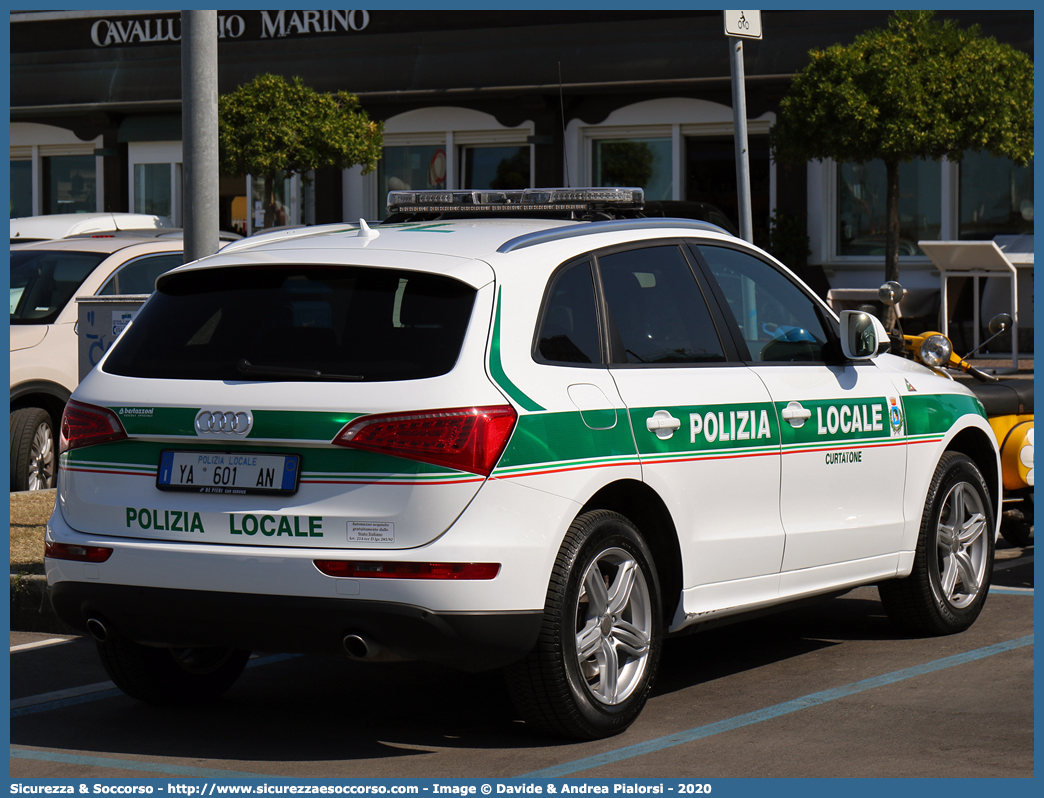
xmin=387 ymin=187 xmax=644 ymax=214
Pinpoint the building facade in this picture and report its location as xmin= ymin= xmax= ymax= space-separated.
xmin=10 ymin=9 xmax=1034 ymax=317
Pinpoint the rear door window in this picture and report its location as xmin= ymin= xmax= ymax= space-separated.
xmin=104 ymin=266 xmax=476 ymax=382
xmin=598 ymin=245 xmax=727 ymax=364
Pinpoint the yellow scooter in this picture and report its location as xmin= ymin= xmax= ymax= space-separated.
xmin=879 ymin=282 xmax=1033 ymax=547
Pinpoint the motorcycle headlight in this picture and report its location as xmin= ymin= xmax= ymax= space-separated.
xmin=919 ymin=334 xmax=953 ymax=367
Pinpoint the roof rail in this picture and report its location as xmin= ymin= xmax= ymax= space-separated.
xmin=497 ymin=217 xmax=732 ymax=253
xmin=218 ymin=222 xmax=359 ymax=253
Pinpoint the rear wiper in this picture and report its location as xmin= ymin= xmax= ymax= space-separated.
xmin=236 ymin=359 xmax=363 ymax=381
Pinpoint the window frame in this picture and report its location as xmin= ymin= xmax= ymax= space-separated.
xmin=686 ymin=239 xmax=844 ymax=366
xmin=531 ymin=239 xmax=745 ymax=371
xmin=531 ymin=257 xmax=607 ymax=368
xmin=127 ymin=141 xmax=183 ymax=227
xmin=364 ymin=108 xmax=536 ymax=220
xmin=97 ymin=252 xmax=186 ymax=296
xmin=10 ymin=123 xmax=105 ymax=217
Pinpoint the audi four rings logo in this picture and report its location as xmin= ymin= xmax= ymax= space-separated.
xmin=195 ymin=410 xmax=253 ymax=436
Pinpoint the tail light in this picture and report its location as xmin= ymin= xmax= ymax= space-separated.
xmin=60 ymin=400 xmax=127 ymax=453
xmin=332 ymin=405 xmax=517 ymax=476
xmin=45 ymin=541 xmax=113 ymax=563
xmin=314 ymin=560 xmax=500 ymax=580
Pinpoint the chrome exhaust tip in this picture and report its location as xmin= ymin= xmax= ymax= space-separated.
xmin=342 ymin=633 xmax=371 ymax=659
xmin=86 ymin=617 xmax=108 ymax=643
xmin=342 ymin=633 xmax=407 ymax=662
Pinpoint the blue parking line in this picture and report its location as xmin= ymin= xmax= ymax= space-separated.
xmin=990 ymin=586 xmax=1033 ymax=595
xmin=10 ymin=748 xmax=279 ymax=779
xmin=520 ymin=634 xmax=1034 ymax=778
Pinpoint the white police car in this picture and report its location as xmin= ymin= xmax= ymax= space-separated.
xmin=46 ymin=188 xmax=999 ymax=739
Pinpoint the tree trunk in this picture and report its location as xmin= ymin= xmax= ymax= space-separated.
xmin=883 ymin=158 xmax=901 ymax=333
xmin=263 ymin=173 xmax=275 ymax=229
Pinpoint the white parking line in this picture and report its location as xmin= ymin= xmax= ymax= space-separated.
xmin=10 ymin=680 xmax=116 ymax=710
xmin=10 ymin=637 xmax=76 ymax=653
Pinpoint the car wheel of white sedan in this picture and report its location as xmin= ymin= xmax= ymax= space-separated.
xmin=880 ymin=452 xmax=995 ymax=635
xmin=505 ymin=510 xmax=662 ymax=739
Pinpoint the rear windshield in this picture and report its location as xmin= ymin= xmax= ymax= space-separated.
xmin=104 ymin=265 xmax=477 ymax=382
xmin=11 ymin=250 xmax=108 ymax=324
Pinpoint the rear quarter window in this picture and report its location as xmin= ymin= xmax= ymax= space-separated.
xmin=103 ymin=266 xmax=476 ymax=382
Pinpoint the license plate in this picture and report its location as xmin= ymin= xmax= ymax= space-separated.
xmin=157 ymin=451 xmax=301 ymax=495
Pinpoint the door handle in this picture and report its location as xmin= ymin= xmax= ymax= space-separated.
xmin=781 ymin=401 xmax=812 ymax=428
xmin=646 ymin=410 xmax=681 ymax=440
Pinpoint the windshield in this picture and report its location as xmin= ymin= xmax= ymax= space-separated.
xmin=10 ymin=250 xmax=108 ymax=324
xmin=104 ymin=265 xmax=477 ymax=382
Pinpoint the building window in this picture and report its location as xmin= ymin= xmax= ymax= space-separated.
xmin=958 ymin=151 xmax=1033 ymax=240
xmin=461 ymin=145 xmax=530 ymax=190
xmin=42 ymin=154 xmax=96 ymax=215
xmin=592 ymin=138 xmax=672 ymax=200
xmin=379 ymin=144 xmax=447 ymax=200
xmin=686 ymin=134 xmax=771 ymax=246
xmin=835 ymin=158 xmax=941 ymax=258
xmin=133 ymin=163 xmax=173 ymax=219
xmin=361 ymin=108 xmax=535 ymax=220
xmin=10 ymin=160 xmax=32 ymax=218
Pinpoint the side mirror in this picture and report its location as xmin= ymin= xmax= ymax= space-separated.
xmin=840 ymin=310 xmax=890 ymax=360
xmin=988 ymin=313 xmax=1013 ymax=335
xmin=878 ymin=281 xmax=905 ymax=308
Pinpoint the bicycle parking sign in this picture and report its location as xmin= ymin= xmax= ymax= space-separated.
xmin=724 ymin=10 xmax=763 ymax=40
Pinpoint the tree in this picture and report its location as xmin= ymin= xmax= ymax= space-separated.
xmin=771 ymin=10 xmax=1033 ymax=318
xmin=600 ymin=141 xmax=655 ymax=188
xmin=219 ymin=73 xmax=383 ymax=228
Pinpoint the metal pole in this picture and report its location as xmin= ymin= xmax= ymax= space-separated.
xmin=729 ymin=36 xmax=753 ymax=243
xmin=181 ymin=10 xmax=220 ymax=263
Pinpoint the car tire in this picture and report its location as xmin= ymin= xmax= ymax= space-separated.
xmin=505 ymin=510 xmax=662 ymax=739
xmin=10 ymin=407 xmax=56 ymax=492
xmin=879 ymin=452 xmax=995 ymax=635
xmin=96 ymin=637 xmax=250 ymax=705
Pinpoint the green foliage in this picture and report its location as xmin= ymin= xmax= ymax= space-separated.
xmin=771 ymin=10 xmax=1032 ymax=294
xmin=218 ymin=74 xmax=383 ymax=180
xmin=772 ymin=11 xmax=1034 ymax=167
xmin=600 ymin=141 xmax=655 ymax=188
xmin=767 ymin=211 xmax=811 ymax=271
xmin=490 ymin=149 xmax=530 ymax=190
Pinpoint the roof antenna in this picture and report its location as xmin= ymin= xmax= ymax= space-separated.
xmin=357 ymin=219 xmax=380 ymax=240
xmin=558 ymin=61 xmax=570 ymax=188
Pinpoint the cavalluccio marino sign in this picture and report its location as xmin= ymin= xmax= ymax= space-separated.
xmin=89 ymin=10 xmax=371 ymax=47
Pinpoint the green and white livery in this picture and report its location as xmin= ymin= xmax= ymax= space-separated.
xmin=47 ymin=188 xmax=1000 ymax=739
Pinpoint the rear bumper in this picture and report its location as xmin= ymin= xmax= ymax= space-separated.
xmin=49 ymin=581 xmax=542 ymax=672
